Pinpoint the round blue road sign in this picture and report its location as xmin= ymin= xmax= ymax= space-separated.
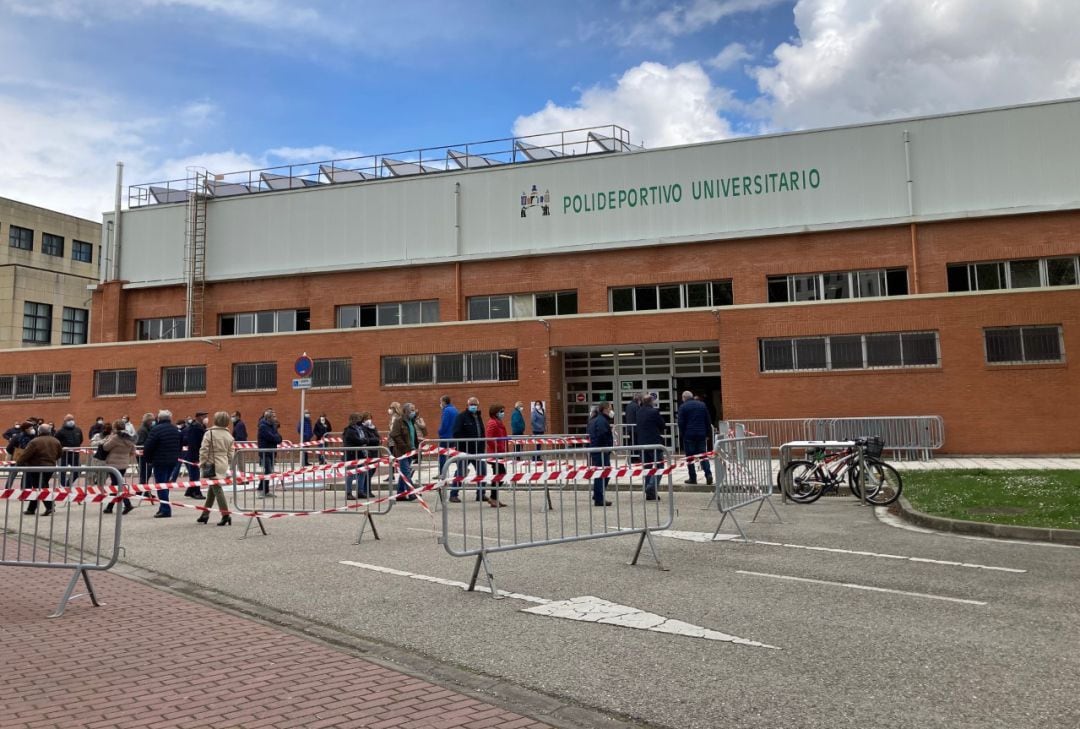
xmin=294 ymin=354 xmax=313 ymax=377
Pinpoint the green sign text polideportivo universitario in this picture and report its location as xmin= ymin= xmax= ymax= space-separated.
xmin=560 ymin=167 xmax=822 ymax=215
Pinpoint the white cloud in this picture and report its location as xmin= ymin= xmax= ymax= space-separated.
xmin=752 ymin=0 xmax=1080 ymax=129
xmin=708 ymin=41 xmax=753 ymax=70
xmin=514 ymin=62 xmax=734 ymax=148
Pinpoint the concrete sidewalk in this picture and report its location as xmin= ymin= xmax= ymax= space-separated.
xmin=0 ymin=560 xmax=552 ymax=729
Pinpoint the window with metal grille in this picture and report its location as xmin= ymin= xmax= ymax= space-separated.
xmin=94 ymin=369 xmax=137 ymax=397
xmin=9 ymin=225 xmax=33 ymax=251
xmin=42 ymin=233 xmax=64 ymax=257
xmin=72 ymin=240 xmax=93 ymax=263
xmin=609 ymin=280 xmax=732 ymax=312
xmin=61 ymin=307 xmax=88 ymax=345
xmin=233 ymin=362 xmax=277 ymax=391
xmin=336 ymin=300 xmax=439 ymax=328
xmin=760 ymin=331 xmax=939 ymax=372
xmin=984 ymin=326 xmax=1064 ymax=364
xmin=381 ymin=350 xmax=518 ymax=385
xmin=312 ymin=358 xmax=351 ymax=388
xmin=947 ymin=257 xmax=1080 ymax=292
xmin=0 ymin=372 xmax=70 ymax=400
xmin=766 ymin=268 xmax=908 ymax=303
xmin=22 ymin=301 xmax=52 ymax=344
xmin=137 ymin=317 xmax=186 ymax=340
xmin=162 ymin=365 xmax=207 ymax=394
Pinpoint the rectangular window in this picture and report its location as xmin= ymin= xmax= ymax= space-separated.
xmin=220 ymin=309 xmax=309 ymax=336
xmin=769 ymin=268 xmax=907 ymax=303
xmin=985 ymin=326 xmax=1064 ymax=364
xmin=94 ymin=369 xmax=137 ymax=397
xmin=338 ymin=300 xmax=439 ymax=328
xmin=949 ymin=256 xmax=1080 ymax=292
xmin=162 ymin=365 xmax=206 ymax=395
xmin=42 ymin=233 xmax=64 ymax=257
xmin=312 ymin=357 xmax=351 ymax=388
xmin=233 ymin=362 xmax=277 ymax=391
xmin=760 ymin=331 xmax=939 ymax=372
xmin=609 ymin=280 xmax=733 ymax=312
xmin=22 ymin=301 xmax=52 ymax=344
xmin=9 ymin=225 xmax=33 ymax=251
xmin=137 ymin=317 xmax=186 ymax=340
xmin=61 ymin=307 xmax=88 ymax=345
xmin=72 ymin=240 xmax=93 ymax=263
xmin=381 ymin=350 xmax=518 ymax=385
xmin=0 ymin=372 xmax=69 ymax=400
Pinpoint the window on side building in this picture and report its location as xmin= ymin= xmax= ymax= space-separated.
xmin=984 ymin=325 xmax=1064 ymax=364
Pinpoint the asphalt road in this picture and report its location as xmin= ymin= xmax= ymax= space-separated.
xmin=94 ymin=490 xmax=1080 ymax=729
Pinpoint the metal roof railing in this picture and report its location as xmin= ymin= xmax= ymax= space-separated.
xmin=128 ymin=124 xmax=639 ymax=208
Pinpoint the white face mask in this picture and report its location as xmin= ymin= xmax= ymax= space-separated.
xmin=363 ymin=419 xmax=373 ymax=427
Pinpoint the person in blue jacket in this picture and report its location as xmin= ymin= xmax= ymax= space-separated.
xmin=677 ymin=391 xmax=713 ymax=485
xmin=142 ymin=409 xmax=183 ymax=518
xmin=510 ymin=401 xmax=526 ymax=452
xmin=634 ymin=395 xmax=666 ymax=500
xmin=183 ymin=411 xmax=207 ymax=499
xmin=257 ymin=409 xmax=282 ymax=497
xmin=587 ymin=402 xmax=614 ymax=506
xmin=297 ymin=410 xmax=313 ymax=466
xmin=437 ymin=395 xmax=458 ymax=480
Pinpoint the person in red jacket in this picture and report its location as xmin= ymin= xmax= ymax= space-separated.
xmin=483 ymin=404 xmax=508 ymax=508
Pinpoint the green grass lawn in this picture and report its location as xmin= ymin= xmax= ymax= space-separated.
xmin=902 ymin=469 xmax=1080 ymax=531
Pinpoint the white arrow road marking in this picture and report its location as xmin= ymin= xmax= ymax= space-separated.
xmin=521 ymin=596 xmax=778 ymax=649
xmin=736 ymin=570 xmax=988 ymax=606
xmin=339 ymin=561 xmax=776 ymax=649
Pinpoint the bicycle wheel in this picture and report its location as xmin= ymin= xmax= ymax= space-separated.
xmin=783 ymin=460 xmax=826 ymax=504
xmin=853 ymin=458 xmax=903 ymax=506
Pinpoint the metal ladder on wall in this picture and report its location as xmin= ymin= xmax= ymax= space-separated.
xmin=184 ymin=168 xmax=208 ymax=337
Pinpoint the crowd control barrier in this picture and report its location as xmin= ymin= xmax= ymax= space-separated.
xmin=709 ymin=435 xmax=780 ymax=541
xmin=439 ymin=445 xmax=674 ymax=598
xmin=1 ymin=465 xmax=126 ymax=617
xmin=730 ymin=416 xmax=944 ymax=460
xmin=228 ymin=445 xmax=395 ymax=541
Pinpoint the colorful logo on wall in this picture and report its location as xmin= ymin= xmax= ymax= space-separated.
xmin=520 ymin=185 xmax=551 ymax=218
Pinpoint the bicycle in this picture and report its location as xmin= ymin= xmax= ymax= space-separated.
xmin=782 ymin=436 xmax=903 ymax=506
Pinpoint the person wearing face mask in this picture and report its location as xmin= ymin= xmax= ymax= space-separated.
xmin=437 ymin=395 xmax=458 ymax=479
xmin=55 ymin=413 xmax=84 ymax=489
xmin=230 ymin=411 xmax=248 ymax=442
xmin=135 ymin=412 xmax=155 ymax=486
xmin=256 ymin=408 xmax=281 ymax=497
xmin=296 ymin=409 xmax=314 ymax=466
xmin=387 ymin=402 xmax=403 ymax=433
xmin=88 ymin=416 xmax=106 ymax=441
xmin=483 ymin=404 xmax=508 ymax=507
xmin=587 ymin=403 xmax=615 ymax=507
xmin=449 ymin=396 xmax=485 ymax=503
xmin=342 ymin=411 xmax=380 ymax=499
xmin=313 ymin=413 xmax=332 ymax=465
xmin=510 ymin=401 xmax=526 ymax=453
xmin=389 ymin=402 xmax=426 ymax=500
xmin=122 ymin=415 xmax=136 ymax=438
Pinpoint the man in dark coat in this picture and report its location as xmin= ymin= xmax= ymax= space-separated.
xmin=231 ymin=411 xmax=248 ymax=442
xmin=449 ymin=396 xmax=485 ymax=503
xmin=183 ymin=411 xmax=208 ymax=498
xmin=634 ymin=395 xmax=666 ymax=500
xmin=135 ymin=413 xmax=155 ymax=486
xmin=142 ymin=409 xmax=183 ymax=518
xmin=677 ymin=391 xmax=714 ymax=486
xmin=256 ymin=409 xmax=282 ymax=497
xmin=18 ymin=423 xmax=62 ymax=516
xmin=54 ymin=413 xmax=83 ymax=488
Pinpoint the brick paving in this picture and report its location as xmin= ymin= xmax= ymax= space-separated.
xmin=0 ymin=559 xmax=551 ymax=729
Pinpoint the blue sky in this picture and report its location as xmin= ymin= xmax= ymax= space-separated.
xmin=1 ymin=0 xmax=1077 ymax=219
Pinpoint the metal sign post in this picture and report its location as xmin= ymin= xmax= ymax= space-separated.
xmin=294 ymin=353 xmax=314 ymax=447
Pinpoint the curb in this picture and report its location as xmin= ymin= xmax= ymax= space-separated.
xmin=894 ymin=495 xmax=1080 ymax=545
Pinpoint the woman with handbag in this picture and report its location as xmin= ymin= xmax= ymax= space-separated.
xmin=89 ymin=421 xmax=113 ymax=487
xmin=102 ymin=419 xmax=137 ymax=515
xmin=197 ymin=411 xmax=235 ymax=526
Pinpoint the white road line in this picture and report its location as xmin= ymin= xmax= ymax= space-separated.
xmin=735 ymin=570 xmax=989 ymax=606
xmin=340 ymin=560 xmax=551 ymax=603
xmin=749 ymin=540 xmax=1026 ymax=573
xmin=875 ymin=507 xmax=1080 ymax=550
xmin=339 ymin=560 xmax=777 ymax=648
